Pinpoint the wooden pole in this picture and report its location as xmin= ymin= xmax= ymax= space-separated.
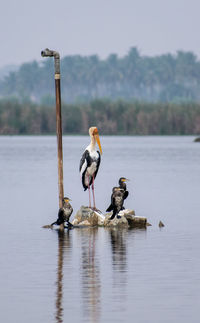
xmin=41 ymin=49 xmax=64 ymax=228
xmin=55 ymin=74 xmax=64 ymax=209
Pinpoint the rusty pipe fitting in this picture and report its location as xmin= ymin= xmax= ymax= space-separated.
xmin=41 ymin=48 xmax=60 ymax=74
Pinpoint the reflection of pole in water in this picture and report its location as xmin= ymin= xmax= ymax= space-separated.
xmin=55 ymin=230 xmax=71 ymax=323
xmin=80 ymin=228 xmax=101 ymax=323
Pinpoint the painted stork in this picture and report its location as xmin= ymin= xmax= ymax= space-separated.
xmin=79 ymin=127 xmax=102 ymax=209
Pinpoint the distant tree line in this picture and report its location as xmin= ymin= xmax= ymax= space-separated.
xmin=0 ymin=99 xmax=200 ymax=135
xmin=1 ymin=48 xmax=200 ymax=103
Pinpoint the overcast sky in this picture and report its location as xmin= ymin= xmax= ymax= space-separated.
xmin=0 ymin=0 xmax=199 ymax=68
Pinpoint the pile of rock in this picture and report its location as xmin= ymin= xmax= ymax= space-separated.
xmin=72 ymin=206 xmax=147 ymax=228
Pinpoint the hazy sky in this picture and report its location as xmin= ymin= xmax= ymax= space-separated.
xmin=0 ymin=0 xmax=199 ymax=68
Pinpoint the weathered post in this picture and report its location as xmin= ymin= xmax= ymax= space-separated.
xmin=41 ymin=49 xmax=64 ymax=228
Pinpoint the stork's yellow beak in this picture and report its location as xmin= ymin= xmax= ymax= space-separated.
xmin=95 ymin=133 xmax=102 ymax=155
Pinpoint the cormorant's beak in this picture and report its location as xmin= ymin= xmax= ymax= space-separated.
xmin=95 ymin=134 xmax=102 ymax=155
xmin=64 ymin=198 xmax=72 ymax=202
xmin=122 ymin=178 xmax=130 ymax=182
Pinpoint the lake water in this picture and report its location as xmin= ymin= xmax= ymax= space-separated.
xmin=0 ymin=135 xmax=200 ymax=323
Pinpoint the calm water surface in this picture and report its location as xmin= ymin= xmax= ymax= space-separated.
xmin=0 ymin=136 xmax=200 ymax=323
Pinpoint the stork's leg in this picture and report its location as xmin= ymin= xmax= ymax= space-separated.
xmin=88 ymin=175 xmax=91 ymax=208
xmin=91 ymin=175 xmax=96 ymax=210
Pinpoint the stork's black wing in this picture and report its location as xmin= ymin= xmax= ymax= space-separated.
xmin=79 ymin=150 xmax=90 ymax=190
xmin=93 ymin=151 xmax=101 ymax=179
xmin=79 ymin=150 xmax=90 ymax=172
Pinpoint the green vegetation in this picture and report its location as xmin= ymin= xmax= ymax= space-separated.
xmin=0 ymin=99 xmax=200 ymax=135
xmin=1 ymin=48 xmax=200 ymax=103
xmin=1 ymin=48 xmax=200 ymax=135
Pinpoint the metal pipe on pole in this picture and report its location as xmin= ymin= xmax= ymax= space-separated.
xmin=41 ymin=49 xmax=64 ymax=220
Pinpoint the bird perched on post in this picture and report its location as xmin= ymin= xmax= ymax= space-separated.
xmin=79 ymin=126 xmax=102 ymax=209
xmin=106 ymin=177 xmax=129 ymax=219
xmin=51 ymin=197 xmax=73 ymax=228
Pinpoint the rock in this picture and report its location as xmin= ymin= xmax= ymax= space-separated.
xmin=159 ymin=221 xmax=165 ymax=227
xmin=95 ymin=210 xmax=105 ymax=226
xmin=194 ymin=137 xmax=200 ymax=142
xmin=42 ymin=224 xmax=53 ymax=229
xmin=127 ymin=216 xmax=147 ymax=228
xmin=104 ymin=214 xmax=129 ymax=228
xmin=78 ymin=220 xmax=91 ymax=226
xmin=104 ymin=209 xmax=147 ymax=228
xmin=72 ymin=206 xmax=105 ymax=227
xmin=72 ymin=218 xmax=80 ymax=226
xmin=72 ymin=206 xmax=147 ymax=229
xmin=118 ymin=209 xmax=135 ymax=218
xmin=117 ymin=209 xmax=147 ymax=228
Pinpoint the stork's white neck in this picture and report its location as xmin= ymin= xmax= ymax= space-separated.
xmin=88 ymin=136 xmax=96 ymax=151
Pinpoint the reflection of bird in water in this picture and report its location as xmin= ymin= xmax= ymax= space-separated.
xmin=79 ymin=127 xmax=102 ymax=209
xmin=51 ymin=197 xmax=73 ymax=228
xmin=79 ymin=228 xmax=101 ymax=323
xmin=106 ymin=177 xmax=129 ymax=220
xmin=110 ymin=228 xmax=127 ymax=270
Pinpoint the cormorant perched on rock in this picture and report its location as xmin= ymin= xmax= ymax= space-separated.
xmin=79 ymin=126 xmax=102 ymax=209
xmin=106 ymin=177 xmax=129 ymax=216
xmin=51 ymin=197 xmax=73 ymax=228
xmin=118 ymin=177 xmax=129 ymax=200
xmin=107 ymin=187 xmax=126 ymax=220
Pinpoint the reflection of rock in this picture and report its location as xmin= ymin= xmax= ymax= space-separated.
xmin=73 ymin=206 xmax=147 ymax=228
xmin=194 ymin=137 xmax=200 ymax=142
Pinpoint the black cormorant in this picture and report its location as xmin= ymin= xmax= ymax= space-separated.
xmin=106 ymin=177 xmax=129 ymax=219
xmin=118 ymin=177 xmax=129 ymax=200
xmin=107 ymin=187 xmax=126 ymax=220
xmin=51 ymin=197 xmax=73 ymax=228
xmin=79 ymin=126 xmax=102 ymax=209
